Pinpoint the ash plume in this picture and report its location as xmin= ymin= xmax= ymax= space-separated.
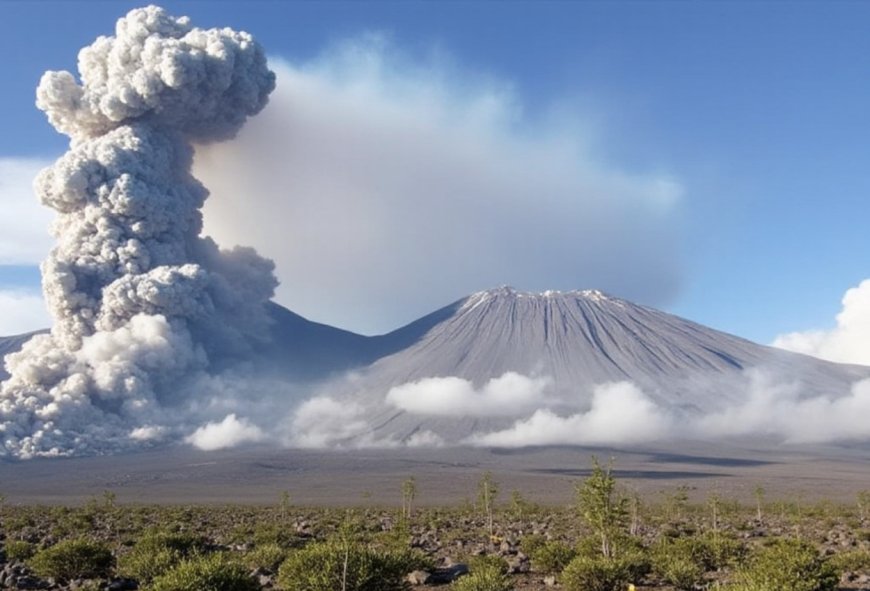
xmin=0 ymin=5 xmax=276 ymax=458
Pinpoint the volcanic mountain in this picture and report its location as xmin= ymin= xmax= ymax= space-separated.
xmin=316 ymin=287 xmax=870 ymax=445
xmin=2 ymin=287 xmax=868 ymax=448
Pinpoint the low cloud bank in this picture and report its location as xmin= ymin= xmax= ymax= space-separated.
xmin=697 ymin=372 xmax=870 ymax=444
xmin=773 ymin=279 xmax=870 ymax=366
xmin=345 ymin=369 xmax=870 ymax=448
xmin=386 ymin=372 xmax=551 ymax=416
xmin=185 ymin=414 xmax=265 ymax=451
xmin=289 ymin=396 xmax=369 ymax=448
xmin=469 ymin=381 xmax=672 ymax=446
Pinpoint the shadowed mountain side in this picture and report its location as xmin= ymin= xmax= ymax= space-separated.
xmin=0 ymin=298 xmax=465 ymax=384
xmin=255 ymin=299 xmax=464 ymax=380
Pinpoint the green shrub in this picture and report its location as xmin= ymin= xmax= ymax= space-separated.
xmin=732 ymin=538 xmax=838 ymax=591
xmin=28 ymin=538 xmax=113 ymax=580
xmin=243 ymin=543 xmax=287 ymax=572
xmin=149 ymin=553 xmax=258 ymax=591
xmin=698 ymin=531 xmax=747 ymax=570
xmin=451 ymin=563 xmax=513 ymax=591
xmin=519 ymin=534 xmax=547 ymax=557
xmin=253 ymin=524 xmax=300 ymax=549
xmin=529 ymin=541 xmax=576 ymax=574
xmin=469 ymin=554 xmax=509 ymax=574
xmin=5 ymin=540 xmax=35 ymax=561
xmin=561 ymin=555 xmax=637 ymax=591
xmin=651 ymin=538 xmax=705 ymax=590
xmin=829 ymin=548 xmax=870 ymax=574
xmin=276 ymin=538 xmax=409 ymax=591
xmin=117 ymin=531 xmax=204 ymax=583
xmin=575 ymin=534 xmax=649 ymax=581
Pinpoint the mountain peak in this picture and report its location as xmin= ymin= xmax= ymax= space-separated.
xmin=465 ymin=286 xmax=619 ymax=309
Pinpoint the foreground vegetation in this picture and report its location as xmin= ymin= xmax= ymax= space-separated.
xmin=2 ymin=463 xmax=870 ymax=590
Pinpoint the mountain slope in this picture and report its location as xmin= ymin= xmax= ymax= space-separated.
xmin=334 ymin=287 xmax=870 ymax=444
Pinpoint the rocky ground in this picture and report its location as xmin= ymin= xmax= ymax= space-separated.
xmin=2 ymin=496 xmax=870 ymax=590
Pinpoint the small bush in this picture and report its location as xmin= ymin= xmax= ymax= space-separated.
xmin=561 ymin=555 xmax=637 ymax=591
xmin=452 ymin=563 xmax=513 ymax=591
xmin=698 ymin=531 xmax=746 ymax=570
xmin=149 ymin=553 xmax=258 ymax=591
xmin=117 ymin=531 xmax=204 ymax=583
xmin=243 ymin=543 xmax=287 ymax=572
xmin=732 ymin=538 xmax=838 ymax=591
xmin=519 ymin=534 xmax=547 ymax=556
xmin=28 ymin=538 xmax=114 ymax=580
xmin=575 ymin=534 xmax=649 ymax=582
xmin=829 ymin=548 xmax=870 ymax=574
xmin=469 ymin=554 xmax=509 ymax=574
xmin=530 ymin=541 xmax=576 ymax=574
xmin=253 ymin=524 xmax=300 ymax=549
xmin=651 ymin=538 xmax=705 ymax=590
xmin=5 ymin=540 xmax=35 ymax=561
xmin=276 ymin=538 xmax=409 ymax=591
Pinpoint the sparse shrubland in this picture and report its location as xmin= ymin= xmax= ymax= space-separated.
xmin=1 ymin=463 xmax=869 ymax=591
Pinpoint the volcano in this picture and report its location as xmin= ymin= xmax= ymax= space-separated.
xmin=306 ymin=286 xmax=870 ymax=445
xmin=3 ymin=286 xmax=869 ymax=450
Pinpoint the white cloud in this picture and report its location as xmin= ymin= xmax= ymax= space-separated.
xmin=0 ymin=158 xmax=54 ymax=265
xmin=470 ymin=381 xmax=672 ymax=446
xmin=0 ymin=289 xmax=50 ymax=335
xmin=196 ymin=38 xmax=683 ymax=334
xmin=406 ymin=430 xmax=445 ymax=447
xmin=773 ymin=279 xmax=870 ymax=366
xmin=185 ymin=413 xmax=265 ymax=451
xmin=386 ymin=372 xmax=551 ymax=416
xmin=129 ymin=425 xmax=167 ymax=441
xmin=289 ymin=395 xmax=368 ymax=448
xmin=696 ymin=370 xmax=870 ymax=443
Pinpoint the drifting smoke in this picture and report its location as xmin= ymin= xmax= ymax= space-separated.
xmin=196 ymin=42 xmax=684 ymax=335
xmin=185 ymin=414 xmax=265 ymax=451
xmin=0 ymin=6 xmax=276 ymax=458
xmin=289 ymin=396 xmax=369 ymax=449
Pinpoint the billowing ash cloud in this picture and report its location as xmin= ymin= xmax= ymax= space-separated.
xmin=773 ymin=279 xmax=870 ymax=366
xmin=0 ymin=6 xmax=276 ymax=458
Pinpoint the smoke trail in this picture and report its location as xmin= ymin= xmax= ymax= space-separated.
xmin=0 ymin=6 xmax=276 ymax=458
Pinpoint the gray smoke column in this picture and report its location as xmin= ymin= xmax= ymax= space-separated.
xmin=0 ymin=5 xmax=277 ymax=458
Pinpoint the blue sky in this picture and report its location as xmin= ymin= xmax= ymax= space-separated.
xmin=1 ymin=0 xmax=869 ymax=346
